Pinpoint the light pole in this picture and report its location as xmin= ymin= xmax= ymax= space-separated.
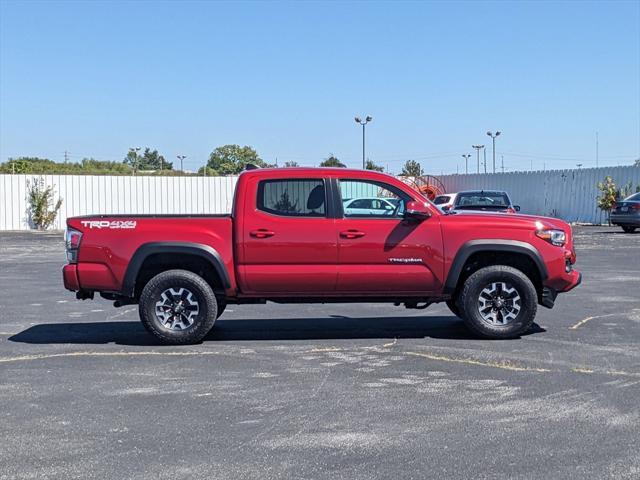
xmin=483 ymin=147 xmax=487 ymax=174
xmin=462 ymin=154 xmax=471 ymax=174
xmin=177 ymin=155 xmax=186 ymax=172
xmin=354 ymin=116 xmax=372 ymax=169
xmin=129 ymin=147 xmax=141 ymax=175
xmin=472 ymin=145 xmax=484 ymax=174
xmin=486 ymin=131 xmax=501 ymax=174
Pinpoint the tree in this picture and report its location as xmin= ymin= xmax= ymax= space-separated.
xmin=283 ymin=161 xmax=299 ymax=168
xmin=1 ymin=157 xmax=32 ymax=173
xmin=124 ymin=148 xmax=171 ymax=171
xmin=634 ymin=158 xmax=640 ymax=166
xmin=0 ymin=157 xmax=135 ymax=175
xmin=365 ymin=159 xmax=384 ymax=172
xmin=401 ymin=160 xmax=423 ymax=177
xmin=273 ymin=191 xmax=299 ymax=213
xmin=205 ymin=144 xmax=270 ymax=175
xmin=596 ymin=176 xmax=617 ymax=225
xmin=27 ymin=177 xmax=63 ymax=230
xmin=319 ymin=154 xmax=346 ymax=168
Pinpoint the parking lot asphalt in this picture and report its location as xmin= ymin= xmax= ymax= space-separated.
xmin=0 ymin=226 xmax=639 ymax=479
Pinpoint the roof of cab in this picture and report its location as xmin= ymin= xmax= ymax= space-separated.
xmin=239 ymin=166 xmax=398 ymax=179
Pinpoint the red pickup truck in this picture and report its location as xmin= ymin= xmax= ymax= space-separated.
xmin=63 ymin=167 xmax=581 ymax=344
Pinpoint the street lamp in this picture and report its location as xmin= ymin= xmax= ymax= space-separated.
xmin=354 ymin=116 xmax=373 ymax=169
xmin=472 ymin=145 xmax=484 ymax=174
xmin=129 ymin=147 xmax=141 ymax=175
xmin=486 ymin=131 xmax=501 ymax=174
xmin=177 ymin=155 xmax=186 ymax=172
xmin=462 ymin=154 xmax=471 ymax=174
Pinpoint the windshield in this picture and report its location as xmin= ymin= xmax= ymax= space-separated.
xmin=455 ymin=192 xmax=510 ymax=209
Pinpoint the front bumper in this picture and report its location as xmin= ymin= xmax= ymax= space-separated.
xmin=540 ymin=271 xmax=581 ymax=309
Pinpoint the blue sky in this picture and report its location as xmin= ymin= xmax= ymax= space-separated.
xmin=1 ymin=0 xmax=638 ymax=174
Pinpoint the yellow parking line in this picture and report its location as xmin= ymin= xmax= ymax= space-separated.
xmin=407 ymin=351 xmax=551 ymax=373
xmin=0 ymin=350 xmax=221 ymax=363
xmin=569 ymin=308 xmax=638 ymax=330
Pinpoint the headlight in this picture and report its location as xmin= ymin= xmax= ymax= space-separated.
xmin=536 ymin=229 xmax=566 ymax=246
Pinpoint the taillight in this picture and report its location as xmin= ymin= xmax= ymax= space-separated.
xmin=65 ymin=228 xmax=83 ymax=263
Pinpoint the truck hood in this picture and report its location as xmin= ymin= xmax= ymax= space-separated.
xmin=444 ymin=210 xmax=570 ymax=231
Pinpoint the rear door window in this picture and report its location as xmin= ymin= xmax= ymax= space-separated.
xmin=257 ymin=179 xmax=326 ymax=217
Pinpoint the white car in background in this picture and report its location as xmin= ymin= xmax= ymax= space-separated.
xmin=433 ymin=193 xmax=458 ymax=212
xmin=343 ymin=197 xmax=401 ymax=216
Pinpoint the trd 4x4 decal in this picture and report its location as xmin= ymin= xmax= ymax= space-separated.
xmin=80 ymin=220 xmax=137 ymax=229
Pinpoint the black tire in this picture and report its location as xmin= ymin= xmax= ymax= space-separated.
xmin=216 ymin=300 xmax=227 ymax=319
xmin=446 ymin=299 xmax=461 ymax=317
xmin=457 ymin=265 xmax=537 ymax=339
xmin=139 ymin=269 xmax=217 ymax=344
xmin=622 ymin=226 xmax=637 ymax=233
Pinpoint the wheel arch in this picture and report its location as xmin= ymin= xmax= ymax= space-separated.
xmin=444 ymin=240 xmax=548 ymax=294
xmin=122 ymin=242 xmax=231 ymax=298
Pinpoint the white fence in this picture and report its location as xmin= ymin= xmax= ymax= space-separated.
xmin=0 ymin=175 xmax=239 ymax=230
xmin=1 ymin=166 xmax=639 ymax=230
xmin=437 ymin=166 xmax=640 ymax=224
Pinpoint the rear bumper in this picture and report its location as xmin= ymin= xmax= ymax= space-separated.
xmin=62 ymin=264 xmax=80 ymax=291
xmin=610 ymin=213 xmax=640 ymax=226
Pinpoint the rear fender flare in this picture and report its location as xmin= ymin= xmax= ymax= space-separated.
xmin=121 ymin=242 xmax=231 ymax=297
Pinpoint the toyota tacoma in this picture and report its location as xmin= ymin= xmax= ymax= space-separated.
xmin=63 ymin=167 xmax=581 ymax=344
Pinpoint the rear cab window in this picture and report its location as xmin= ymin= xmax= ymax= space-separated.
xmin=455 ymin=192 xmax=510 ymax=208
xmin=433 ymin=195 xmax=451 ymax=205
xmin=626 ymin=192 xmax=640 ymax=201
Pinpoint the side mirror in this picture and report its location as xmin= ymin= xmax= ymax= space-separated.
xmin=405 ymin=201 xmax=432 ymax=220
xmin=514 ymin=205 xmax=521 ymax=212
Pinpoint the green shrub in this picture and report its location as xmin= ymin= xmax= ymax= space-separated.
xmin=27 ymin=178 xmax=63 ymax=230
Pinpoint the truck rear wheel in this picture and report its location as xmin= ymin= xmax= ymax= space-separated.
xmin=139 ymin=269 xmax=218 ymax=344
xmin=622 ymin=226 xmax=637 ymax=233
xmin=457 ymin=265 xmax=537 ymax=339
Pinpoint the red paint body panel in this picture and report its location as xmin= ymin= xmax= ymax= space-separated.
xmin=77 ymin=263 xmax=119 ymax=290
xmin=238 ymin=174 xmax=338 ymax=293
xmin=62 ymin=264 xmax=80 ymax=291
xmin=66 ymin=216 xmax=236 ymax=295
xmin=64 ymin=167 xmax=581 ymax=303
xmin=334 ymin=216 xmax=443 ymax=293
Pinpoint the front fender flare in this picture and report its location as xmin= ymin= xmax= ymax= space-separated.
xmin=443 ymin=239 xmax=548 ymax=294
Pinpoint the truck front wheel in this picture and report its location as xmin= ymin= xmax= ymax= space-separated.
xmin=446 ymin=299 xmax=461 ymax=317
xmin=139 ymin=269 xmax=218 ymax=344
xmin=457 ymin=265 xmax=537 ymax=339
